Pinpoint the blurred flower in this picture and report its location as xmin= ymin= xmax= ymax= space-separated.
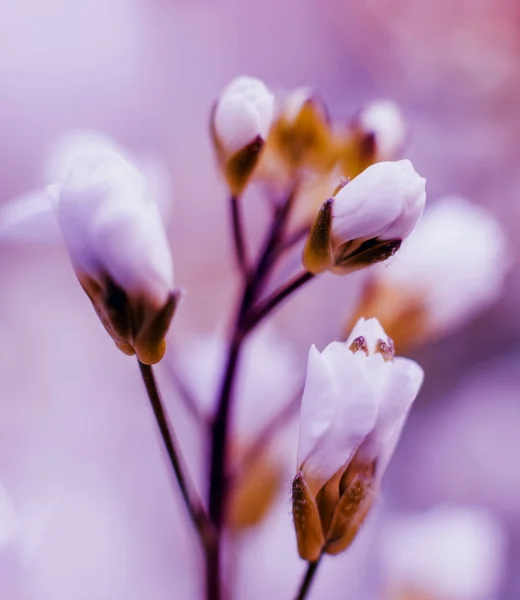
xmin=264 ymin=88 xmax=337 ymax=177
xmin=211 ymin=76 xmax=275 ymax=196
xmin=356 ymin=100 xmax=407 ymax=162
xmin=379 ymin=505 xmax=506 ymax=600
xmin=349 ymin=196 xmax=509 ymax=348
xmin=303 ymin=160 xmax=426 ymax=274
xmin=53 ymin=141 xmax=178 ymax=364
xmin=0 ymin=132 xmax=172 ymax=245
xmin=292 ymin=318 xmax=424 ymax=561
xmin=339 ymin=100 xmax=407 ymax=179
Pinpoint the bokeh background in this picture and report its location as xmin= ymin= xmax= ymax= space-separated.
xmin=0 ymin=0 xmax=519 ymax=598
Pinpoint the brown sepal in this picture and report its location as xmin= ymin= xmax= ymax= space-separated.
xmin=225 ymin=136 xmax=264 ymax=196
xmin=324 ymin=469 xmax=377 ymax=555
xmin=134 ymin=290 xmax=180 ymax=365
xmin=302 ymin=198 xmax=334 ymax=274
xmin=334 ymin=237 xmax=402 ymax=273
xmin=292 ymin=471 xmax=325 ymax=562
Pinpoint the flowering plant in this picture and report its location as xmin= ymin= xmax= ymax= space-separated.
xmin=0 ymin=75 xmax=508 ymax=600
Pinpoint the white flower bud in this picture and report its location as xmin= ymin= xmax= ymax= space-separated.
xmin=213 ymin=76 xmax=274 ymax=155
xmin=292 ymin=318 xmax=423 ymax=559
xmin=53 ymin=143 xmax=177 ymax=364
xmin=303 ymin=160 xmax=426 ymax=274
xmin=0 ymin=132 xmax=172 ymax=244
xmin=211 ymin=76 xmax=274 ymax=196
xmin=356 ymin=100 xmax=407 ymax=161
xmin=332 ymin=159 xmax=425 ymax=246
xmin=298 ymin=318 xmax=423 ymax=492
xmin=380 ymin=506 xmax=506 ymax=600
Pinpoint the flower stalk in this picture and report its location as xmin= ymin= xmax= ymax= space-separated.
xmin=230 ymin=194 xmax=250 ymax=281
xmin=295 ymin=557 xmax=323 ymax=600
xmin=138 ymin=361 xmax=215 ymax=551
xmin=206 ymin=186 xmax=313 ymax=599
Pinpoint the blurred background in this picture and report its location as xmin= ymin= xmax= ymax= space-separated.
xmin=0 ymin=0 xmax=519 ymax=598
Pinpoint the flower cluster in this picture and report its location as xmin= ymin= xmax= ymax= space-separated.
xmin=0 ymin=73 xmax=509 ymax=600
xmin=211 ymin=76 xmax=426 ymax=275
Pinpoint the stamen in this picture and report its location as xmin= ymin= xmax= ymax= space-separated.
xmin=376 ymin=338 xmax=394 ymax=362
xmin=349 ymin=336 xmax=369 ymax=356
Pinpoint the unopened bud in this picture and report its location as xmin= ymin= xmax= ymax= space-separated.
xmin=269 ymin=88 xmax=336 ymax=173
xmin=293 ymin=319 xmax=424 ymax=559
xmin=303 ymin=160 xmax=425 ymax=274
xmin=54 ymin=146 xmax=178 ymax=364
xmin=211 ymin=76 xmax=274 ymax=195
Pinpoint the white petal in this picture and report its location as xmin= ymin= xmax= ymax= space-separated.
xmin=139 ymin=156 xmax=174 ymax=223
xmin=332 ymin=160 xmax=426 ymax=244
xmin=297 ymin=343 xmax=381 ymax=493
xmin=90 ymin=193 xmax=174 ymax=305
xmin=359 ymin=357 xmax=424 ymax=476
xmin=43 ymin=131 xmax=124 ymax=185
xmin=56 ymin=145 xmax=174 ymax=305
xmin=0 ymin=132 xmax=172 ymax=246
xmin=46 ymin=132 xmax=173 ymax=220
xmin=296 ymin=345 xmax=336 ymax=471
xmin=214 ymin=76 xmax=274 ymax=154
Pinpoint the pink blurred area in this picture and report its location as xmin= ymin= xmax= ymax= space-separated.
xmin=1 ymin=0 xmax=520 ymax=598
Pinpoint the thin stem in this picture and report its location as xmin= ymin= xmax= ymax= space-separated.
xmin=205 ymin=542 xmax=222 ymax=600
xmin=208 ymin=336 xmax=243 ymax=529
xmin=206 ymin=334 xmax=243 ymax=600
xmin=251 ymin=185 xmax=299 ymax=300
xmin=230 ymin=194 xmax=250 ymax=280
xmin=247 ymin=271 xmax=315 ymax=331
xmin=205 ymin=185 xmax=302 ymax=599
xmin=208 ymin=188 xmax=299 ymax=531
xmin=295 ymin=557 xmax=322 ymax=600
xmin=138 ymin=360 xmax=214 ymax=550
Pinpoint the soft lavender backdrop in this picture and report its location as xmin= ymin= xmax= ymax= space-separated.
xmin=0 ymin=0 xmax=518 ymax=598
